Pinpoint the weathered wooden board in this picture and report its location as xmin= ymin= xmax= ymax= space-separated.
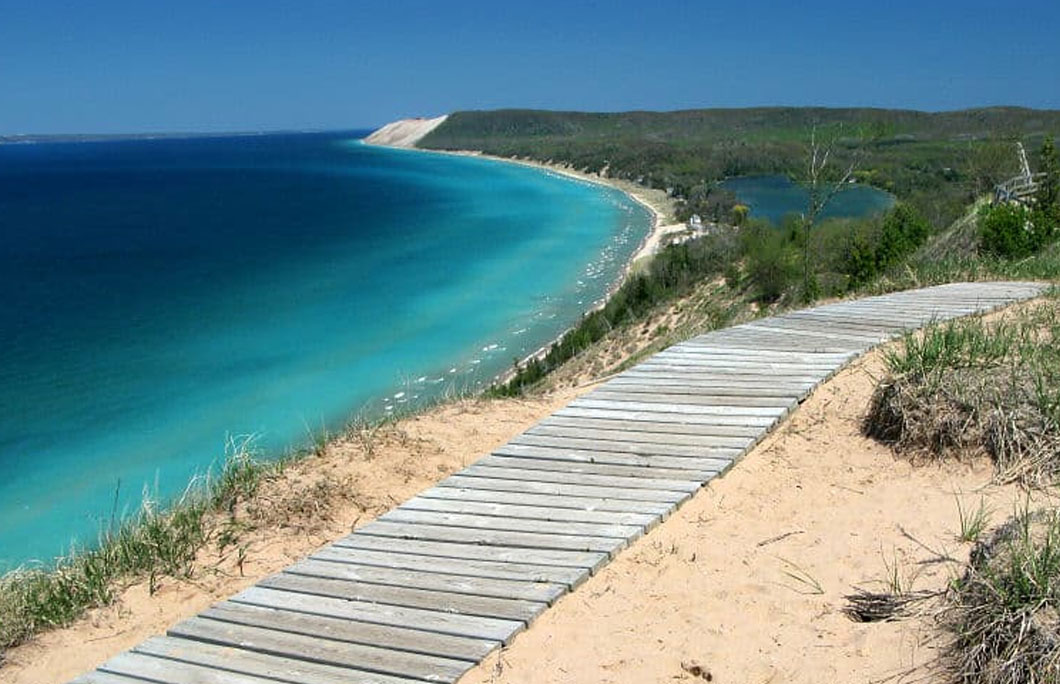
xmin=232 ymin=586 xmax=525 ymax=642
xmin=535 ymin=415 xmax=763 ymax=438
xmin=396 ymin=496 xmax=660 ymax=528
xmin=554 ymin=406 xmax=783 ymax=427
xmin=479 ymin=454 xmax=715 ymax=482
xmin=285 ymin=558 xmax=566 ymax=604
xmin=523 ymin=424 xmax=754 ymax=449
xmin=167 ymin=617 xmax=472 ymax=682
xmin=379 ymin=508 xmax=645 ymax=540
xmin=310 ymin=545 xmax=589 ymax=587
xmin=415 ymin=486 xmax=674 ymax=516
xmin=586 ymin=390 xmax=797 ymax=408
xmin=257 ymin=572 xmax=546 ymax=623
xmin=437 ymin=474 xmax=693 ymax=503
xmin=100 ymin=651 xmax=320 ymax=684
xmin=134 ymin=636 xmax=419 ymax=684
xmin=201 ymin=601 xmax=500 ymax=661
xmin=353 ymin=519 xmax=631 ymax=555
xmin=501 ymin=435 xmax=742 ymax=460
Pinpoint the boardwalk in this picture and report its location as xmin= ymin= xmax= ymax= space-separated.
xmin=72 ymin=281 xmax=1047 ymax=684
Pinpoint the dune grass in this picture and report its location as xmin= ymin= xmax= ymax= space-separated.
xmin=865 ymin=293 xmax=1060 ymax=485
xmin=0 ymin=439 xmax=274 ymax=656
xmin=943 ymin=507 xmax=1060 ymax=683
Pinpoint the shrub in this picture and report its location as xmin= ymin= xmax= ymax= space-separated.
xmin=979 ymin=203 xmax=1047 ymax=259
xmin=942 ymin=509 xmax=1060 ymax=683
xmin=742 ymin=224 xmax=799 ymax=302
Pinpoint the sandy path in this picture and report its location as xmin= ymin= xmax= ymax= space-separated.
xmin=457 ymin=347 xmax=1034 ymax=684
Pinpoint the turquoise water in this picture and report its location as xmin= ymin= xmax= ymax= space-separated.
xmin=721 ymin=175 xmax=894 ymax=224
xmin=0 ymin=132 xmax=652 ymax=568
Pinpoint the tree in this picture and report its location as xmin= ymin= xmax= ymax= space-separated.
xmin=800 ymin=123 xmax=879 ymax=301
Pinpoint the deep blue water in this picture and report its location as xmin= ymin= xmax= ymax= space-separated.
xmin=0 ymin=132 xmax=652 ymax=568
xmin=721 ymin=175 xmax=894 ymax=224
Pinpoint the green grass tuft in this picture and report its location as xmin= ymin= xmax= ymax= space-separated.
xmin=0 ymin=437 xmax=276 ymax=655
xmin=942 ymin=508 xmax=1060 ymax=683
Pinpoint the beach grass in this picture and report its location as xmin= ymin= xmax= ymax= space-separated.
xmin=865 ymin=293 xmax=1060 ymax=485
xmin=0 ymin=438 xmax=276 ymax=656
xmin=942 ymin=506 xmax=1060 ymax=682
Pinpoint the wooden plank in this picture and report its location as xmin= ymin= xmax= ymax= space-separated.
xmin=71 ymin=672 xmax=154 ymax=684
xmin=662 ymin=346 xmax=855 ymax=361
xmin=644 ymin=354 xmax=841 ymax=370
xmin=352 ymin=520 xmax=631 ymax=555
xmin=587 ymin=390 xmax=796 ymax=408
xmin=415 ymin=486 xmax=673 ymax=517
xmin=202 ymin=601 xmax=499 ymax=662
xmin=502 ymin=435 xmax=741 ymax=460
xmin=233 ymin=586 xmax=524 ymax=643
xmin=479 ymin=454 xmax=715 ymax=482
xmin=524 ymin=424 xmax=754 ymax=449
xmin=167 ymin=617 xmax=473 ymax=683
xmin=777 ymin=313 xmax=908 ymax=333
xmin=740 ymin=322 xmax=883 ymax=343
xmin=600 ymin=380 xmax=811 ymax=397
xmin=554 ymin=406 xmax=782 ymax=427
xmin=396 ymin=496 xmax=660 ymax=528
xmin=644 ymin=356 xmax=841 ymax=372
xmin=536 ymin=415 xmax=763 ymax=438
xmin=100 ymin=651 xmax=299 ymax=684
xmin=133 ymin=636 xmax=409 ymax=684
xmin=621 ymin=366 xmax=827 ymax=382
xmin=311 ymin=546 xmax=589 ymax=587
xmin=258 ymin=572 xmax=546 ymax=623
xmin=380 ymin=508 xmax=644 ymax=540
xmin=695 ymin=333 xmax=863 ymax=353
xmin=286 ymin=557 xmax=566 ymax=604
xmin=492 ymin=443 xmax=733 ymax=473
xmin=571 ymin=399 xmax=785 ymax=418
xmin=437 ymin=474 xmax=693 ymax=503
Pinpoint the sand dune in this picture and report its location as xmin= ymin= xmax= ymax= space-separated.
xmin=363 ymin=115 xmax=448 ymax=147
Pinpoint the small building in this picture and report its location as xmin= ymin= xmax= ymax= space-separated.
xmin=687 ymin=214 xmax=703 ymax=230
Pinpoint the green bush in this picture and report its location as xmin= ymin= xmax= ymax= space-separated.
xmin=742 ymin=224 xmax=799 ymax=302
xmin=979 ymin=203 xmax=1045 ymax=258
xmin=843 ymin=204 xmax=931 ymax=288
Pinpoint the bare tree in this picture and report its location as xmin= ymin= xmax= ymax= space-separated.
xmin=800 ymin=122 xmax=878 ymax=300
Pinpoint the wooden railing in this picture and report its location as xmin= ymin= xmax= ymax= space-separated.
xmin=995 ymin=172 xmax=1045 ymax=204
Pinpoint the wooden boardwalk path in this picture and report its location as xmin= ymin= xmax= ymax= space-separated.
xmin=73 ymin=281 xmax=1047 ymax=684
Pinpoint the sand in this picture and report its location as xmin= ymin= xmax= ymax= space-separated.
xmin=363 ymin=115 xmax=448 ymax=147
xmin=458 ymin=347 xmax=1037 ymax=684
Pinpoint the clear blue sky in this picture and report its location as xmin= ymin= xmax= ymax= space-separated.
xmin=3 ymin=0 xmax=1058 ymax=134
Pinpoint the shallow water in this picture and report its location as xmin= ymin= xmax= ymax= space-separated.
xmin=0 ymin=133 xmax=652 ymax=567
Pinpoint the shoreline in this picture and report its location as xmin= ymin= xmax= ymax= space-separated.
xmin=361 ymin=138 xmax=682 ymax=385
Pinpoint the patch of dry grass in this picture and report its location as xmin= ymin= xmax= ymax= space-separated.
xmin=865 ymin=298 xmax=1060 ymax=486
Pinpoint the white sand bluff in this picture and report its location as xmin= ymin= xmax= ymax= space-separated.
xmin=364 ymin=114 xmax=448 ymax=148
